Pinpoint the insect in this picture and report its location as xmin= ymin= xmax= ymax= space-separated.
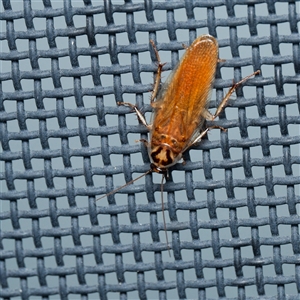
xmin=99 ymin=34 xmax=260 ymax=254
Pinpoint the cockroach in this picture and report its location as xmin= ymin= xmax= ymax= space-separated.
xmin=98 ymin=34 xmax=260 ymax=255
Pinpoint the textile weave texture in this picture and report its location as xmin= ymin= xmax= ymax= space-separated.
xmin=0 ymin=1 xmax=300 ymax=299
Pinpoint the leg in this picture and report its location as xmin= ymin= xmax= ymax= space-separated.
xmin=191 ymin=125 xmax=226 ymax=146
xmin=117 ymin=102 xmax=152 ymax=130
xmin=204 ymin=70 xmax=260 ymax=121
xmin=117 ymin=41 xmax=166 ymax=130
xmin=149 ymin=40 xmax=166 ymax=103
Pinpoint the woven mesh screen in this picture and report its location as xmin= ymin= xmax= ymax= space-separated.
xmin=1 ymin=0 xmax=300 ymax=299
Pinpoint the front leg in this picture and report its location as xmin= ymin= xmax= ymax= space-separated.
xmin=190 ymin=125 xmax=226 ymax=147
xmin=117 ymin=102 xmax=152 ymax=130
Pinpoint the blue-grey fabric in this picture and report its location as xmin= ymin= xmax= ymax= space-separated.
xmin=0 ymin=1 xmax=299 ymax=299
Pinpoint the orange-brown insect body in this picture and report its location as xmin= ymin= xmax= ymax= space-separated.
xmin=99 ymin=35 xmax=259 ymax=256
xmin=149 ymin=35 xmax=218 ymax=172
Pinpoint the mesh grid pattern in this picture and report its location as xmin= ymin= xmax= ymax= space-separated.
xmin=0 ymin=0 xmax=300 ymax=299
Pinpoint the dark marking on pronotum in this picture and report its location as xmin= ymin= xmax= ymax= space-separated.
xmin=151 ymin=147 xmax=173 ymax=166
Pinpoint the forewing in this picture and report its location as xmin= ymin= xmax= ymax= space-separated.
xmin=152 ymin=35 xmax=218 ymax=143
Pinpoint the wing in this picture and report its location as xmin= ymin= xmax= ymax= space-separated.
xmin=151 ymin=35 xmax=218 ymax=148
